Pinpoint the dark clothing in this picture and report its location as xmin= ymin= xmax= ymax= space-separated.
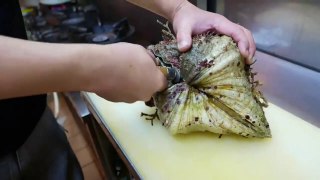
xmin=0 ymin=1 xmax=84 ymax=179
xmin=0 ymin=0 xmax=47 ymax=157
xmin=0 ymin=96 xmax=47 ymax=158
xmin=0 ymin=0 xmax=28 ymax=38
xmin=0 ymin=107 xmax=83 ymax=180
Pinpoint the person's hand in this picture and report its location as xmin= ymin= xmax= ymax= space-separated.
xmin=86 ymin=43 xmax=167 ymax=103
xmin=171 ymin=1 xmax=256 ymax=64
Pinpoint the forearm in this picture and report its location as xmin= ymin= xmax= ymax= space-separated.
xmin=0 ymin=35 xmax=91 ymax=99
xmin=0 ymin=36 xmax=165 ymax=102
xmin=126 ymin=0 xmax=188 ymax=21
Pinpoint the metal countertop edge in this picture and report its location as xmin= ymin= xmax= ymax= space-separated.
xmin=80 ymin=92 xmax=142 ymax=179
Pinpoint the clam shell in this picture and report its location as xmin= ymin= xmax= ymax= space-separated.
xmin=151 ymin=34 xmax=271 ymax=138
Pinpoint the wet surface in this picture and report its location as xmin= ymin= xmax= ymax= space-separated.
xmin=220 ymin=0 xmax=320 ymax=72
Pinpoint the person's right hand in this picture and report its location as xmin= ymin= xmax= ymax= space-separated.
xmin=0 ymin=36 xmax=166 ymax=101
xmin=85 ymin=42 xmax=167 ymax=103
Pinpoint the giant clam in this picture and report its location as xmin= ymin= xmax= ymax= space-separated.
xmin=143 ymin=22 xmax=271 ymax=138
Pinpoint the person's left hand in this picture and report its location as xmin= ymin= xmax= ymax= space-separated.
xmin=171 ymin=1 xmax=256 ymax=64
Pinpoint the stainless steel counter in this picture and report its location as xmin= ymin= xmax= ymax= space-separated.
xmin=254 ymin=51 xmax=320 ymax=127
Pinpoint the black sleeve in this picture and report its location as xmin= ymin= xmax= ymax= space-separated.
xmin=0 ymin=0 xmax=47 ymax=157
xmin=0 ymin=0 xmax=28 ymax=39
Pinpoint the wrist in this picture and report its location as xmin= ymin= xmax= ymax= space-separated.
xmin=169 ymin=0 xmax=189 ymax=22
xmin=76 ymin=43 xmax=117 ymax=94
xmin=69 ymin=44 xmax=100 ymax=92
xmin=127 ymin=0 xmax=190 ymax=23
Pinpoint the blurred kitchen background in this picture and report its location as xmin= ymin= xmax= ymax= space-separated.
xmin=18 ymin=0 xmax=320 ymax=179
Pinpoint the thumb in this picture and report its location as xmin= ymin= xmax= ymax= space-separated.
xmin=176 ymin=27 xmax=192 ymax=52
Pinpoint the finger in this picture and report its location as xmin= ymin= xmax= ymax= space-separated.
xmin=213 ymin=18 xmax=250 ymax=58
xmin=240 ymin=26 xmax=256 ymax=64
xmin=155 ymin=67 xmax=168 ymax=92
xmin=176 ymin=24 xmax=193 ymax=52
xmin=146 ymin=49 xmax=159 ymax=65
xmin=147 ymin=49 xmax=156 ymax=59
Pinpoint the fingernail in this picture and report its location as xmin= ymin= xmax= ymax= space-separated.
xmin=248 ymin=55 xmax=253 ymax=64
xmin=247 ymin=56 xmax=257 ymax=65
xmin=178 ymin=40 xmax=189 ymax=51
xmin=244 ymin=49 xmax=250 ymax=62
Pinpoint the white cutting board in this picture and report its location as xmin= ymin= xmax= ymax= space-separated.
xmin=85 ymin=93 xmax=320 ymax=180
